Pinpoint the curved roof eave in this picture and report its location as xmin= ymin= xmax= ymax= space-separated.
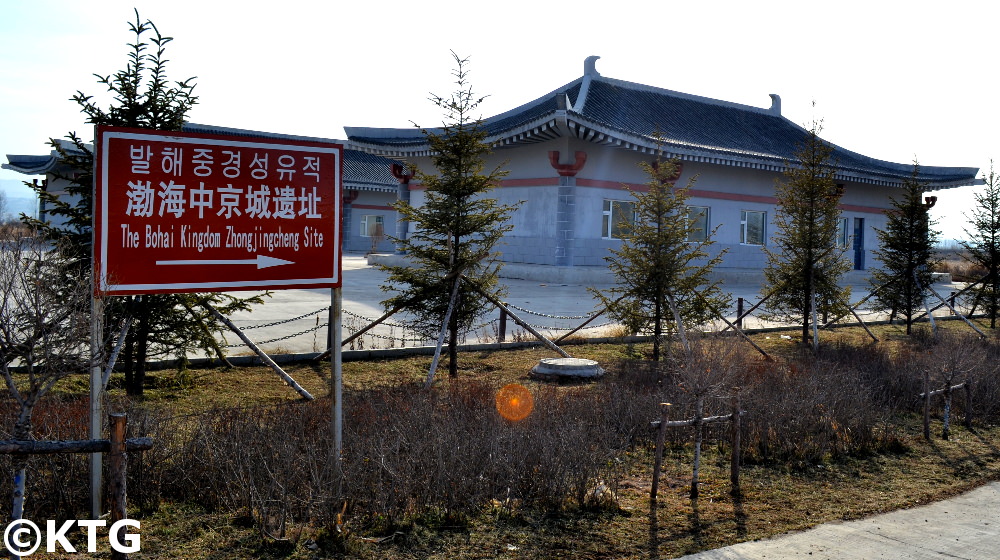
xmin=2 ymin=155 xmax=59 ymax=175
xmin=562 ymin=116 xmax=978 ymax=189
xmin=349 ymin=114 xmax=977 ymax=189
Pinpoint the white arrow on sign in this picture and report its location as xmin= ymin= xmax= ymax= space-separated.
xmin=156 ymin=255 xmax=294 ymax=269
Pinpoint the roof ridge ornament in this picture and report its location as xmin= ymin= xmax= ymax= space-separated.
xmin=575 ymin=56 xmax=601 ymax=113
xmin=769 ymin=93 xmax=781 ymax=116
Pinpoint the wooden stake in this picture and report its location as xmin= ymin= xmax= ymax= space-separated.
xmin=109 ymin=413 xmax=128 ymax=560
xmin=943 ymin=383 xmax=953 ymax=441
xmin=965 ymin=379 xmax=973 ymax=430
xmin=925 ymin=283 xmax=987 ymax=337
xmin=720 ymin=284 xmax=781 ymax=334
xmin=691 ymin=396 xmax=704 ymax=500
xmin=426 ymin=278 xmax=461 ymax=388
xmin=498 ymin=302 xmax=508 ymax=343
xmin=463 ymin=276 xmax=571 ymax=358
xmin=923 ymin=369 xmax=931 ymax=441
xmin=555 ymin=295 xmax=626 ymax=344
xmin=650 ymin=403 xmax=671 ymax=503
xmin=731 ymin=391 xmax=741 ymax=495
xmin=203 ymin=302 xmax=314 ymax=400
xmin=339 ymin=304 xmax=404 ymax=351
xmin=691 ymin=291 xmax=770 ymax=360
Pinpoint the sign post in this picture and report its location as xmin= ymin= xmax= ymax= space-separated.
xmin=332 ymin=288 xmax=343 ymax=469
xmin=92 ymin=125 xmax=343 ymax=515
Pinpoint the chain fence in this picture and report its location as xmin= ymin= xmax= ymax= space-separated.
xmin=218 ymin=285 xmax=985 ymax=354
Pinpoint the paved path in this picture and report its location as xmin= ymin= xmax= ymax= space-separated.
xmin=677 ymin=482 xmax=1000 ymax=560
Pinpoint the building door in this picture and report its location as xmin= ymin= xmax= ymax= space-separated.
xmin=853 ymin=217 xmax=865 ymax=270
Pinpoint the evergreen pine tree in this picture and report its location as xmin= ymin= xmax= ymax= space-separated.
xmin=870 ymin=162 xmax=940 ymax=334
xmin=960 ymin=163 xmax=1000 ymax=328
xmin=380 ymin=52 xmax=518 ymax=377
xmin=20 ymin=11 xmax=263 ymax=395
xmin=594 ymin=154 xmax=728 ymax=361
xmin=763 ymin=122 xmax=851 ymax=345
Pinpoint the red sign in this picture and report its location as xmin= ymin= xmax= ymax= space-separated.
xmin=94 ymin=126 xmax=342 ymax=295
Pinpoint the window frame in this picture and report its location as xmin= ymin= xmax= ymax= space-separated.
xmin=836 ymin=217 xmax=850 ymax=249
xmin=740 ymin=210 xmax=766 ymax=246
xmin=360 ymin=214 xmax=385 ymax=238
xmin=686 ymin=205 xmax=710 ymax=242
xmin=601 ymin=199 xmax=636 ymax=240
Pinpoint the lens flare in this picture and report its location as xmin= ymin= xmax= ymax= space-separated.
xmin=496 ymin=383 xmax=534 ymax=422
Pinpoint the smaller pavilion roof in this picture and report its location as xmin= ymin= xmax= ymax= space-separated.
xmin=4 ymin=125 xmax=402 ymax=194
xmin=183 ymin=124 xmax=400 ymax=193
xmin=3 ymin=139 xmax=90 ymax=176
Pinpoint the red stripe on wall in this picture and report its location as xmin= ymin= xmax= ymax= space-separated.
xmin=838 ymin=204 xmax=887 ymax=214
xmin=686 ymin=189 xmax=774 ymax=204
xmin=576 ymin=178 xmax=644 ymax=190
xmin=501 ymin=177 xmax=561 ymax=187
xmin=412 ymin=177 xmax=889 ymax=214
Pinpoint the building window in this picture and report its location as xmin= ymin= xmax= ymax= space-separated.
xmin=602 ymin=199 xmax=635 ymax=239
xmin=687 ymin=206 xmax=709 ymax=242
xmin=361 ymin=215 xmax=384 ymax=238
xmin=740 ymin=210 xmax=765 ymax=245
xmin=836 ymin=217 xmax=850 ymax=248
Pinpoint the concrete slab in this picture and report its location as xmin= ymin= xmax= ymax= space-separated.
xmin=677 ymin=482 xmax=1000 ymax=560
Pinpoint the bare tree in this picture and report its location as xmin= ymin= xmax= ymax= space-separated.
xmin=926 ymin=333 xmax=984 ymax=440
xmin=0 ymin=235 xmax=94 ymax=552
xmin=672 ymin=336 xmax=741 ymax=499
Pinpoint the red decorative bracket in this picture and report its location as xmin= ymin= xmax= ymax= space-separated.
xmin=650 ymin=160 xmax=684 ymax=183
xmin=344 ymin=189 xmax=360 ymax=204
xmin=548 ymin=151 xmax=588 ymax=177
xmin=390 ymin=163 xmax=412 ymax=184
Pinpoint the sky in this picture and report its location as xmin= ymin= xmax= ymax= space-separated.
xmin=1 ymin=0 xmax=996 ymax=239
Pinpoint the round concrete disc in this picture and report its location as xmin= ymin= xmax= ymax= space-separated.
xmin=530 ymin=357 xmax=604 ymax=379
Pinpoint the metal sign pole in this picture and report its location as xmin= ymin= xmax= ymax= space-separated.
xmin=90 ymin=122 xmax=103 ymax=520
xmin=90 ymin=296 xmax=103 ymax=519
xmin=331 ymin=287 xmax=343 ymax=463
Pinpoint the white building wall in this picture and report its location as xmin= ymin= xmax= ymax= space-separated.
xmin=393 ymin=139 xmax=899 ymax=270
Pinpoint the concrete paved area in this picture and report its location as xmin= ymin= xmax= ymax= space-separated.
xmin=223 ymin=254 xmax=969 ymax=355
xmin=677 ymin=481 xmax=1000 ymax=560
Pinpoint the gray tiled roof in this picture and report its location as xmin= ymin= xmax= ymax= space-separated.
xmin=346 ymin=67 xmax=977 ymax=189
xmin=573 ymin=79 xmax=974 ymax=187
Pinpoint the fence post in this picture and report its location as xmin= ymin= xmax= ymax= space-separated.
xmin=736 ymin=297 xmax=744 ymax=330
xmin=943 ymin=383 xmax=953 ymax=441
xmin=965 ymin=379 xmax=973 ymax=429
xmin=730 ymin=391 xmax=741 ymax=496
xmin=108 ymin=413 xmax=128 ymax=560
xmin=650 ymin=403 xmax=670 ymax=503
xmin=691 ymin=396 xmax=704 ymax=500
xmin=923 ymin=369 xmax=931 ymax=441
xmin=498 ymin=303 xmax=508 ymax=343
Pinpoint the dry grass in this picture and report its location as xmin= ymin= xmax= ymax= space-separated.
xmin=11 ymin=321 xmax=1000 ymax=559
xmin=122 ymin=420 xmax=1000 ymax=560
